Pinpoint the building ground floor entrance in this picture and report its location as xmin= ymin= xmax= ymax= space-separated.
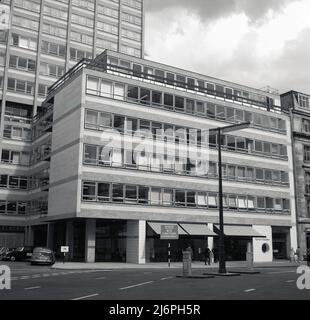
xmin=24 ymin=219 xmax=295 ymax=264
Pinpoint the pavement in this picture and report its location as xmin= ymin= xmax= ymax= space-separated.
xmin=52 ymin=260 xmax=303 ymax=270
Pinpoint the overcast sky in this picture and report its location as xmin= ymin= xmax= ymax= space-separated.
xmin=144 ymin=0 xmax=310 ymax=94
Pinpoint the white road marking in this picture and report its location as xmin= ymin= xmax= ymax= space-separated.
xmin=24 ymin=286 xmax=41 ymax=290
xmin=31 ymin=275 xmax=41 ymax=278
xmin=95 ymin=277 xmax=106 ymax=280
xmin=267 ymin=270 xmax=295 ymax=274
xmin=244 ymin=289 xmax=256 ymax=293
xmin=20 ymin=276 xmax=30 ymax=279
xmin=160 ymin=277 xmax=173 ymax=281
xmin=42 ymin=274 xmax=51 ymax=277
xmin=120 ymin=281 xmax=154 ymax=290
xmin=71 ymin=293 xmax=99 ymax=300
xmin=286 ymin=280 xmax=295 ymax=283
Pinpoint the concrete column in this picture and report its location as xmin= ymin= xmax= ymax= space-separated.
xmin=65 ymin=221 xmax=74 ymax=260
xmin=85 ymin=219 xmax=96 ymax=263
xmin=126 ymin=220 xmax=146 ymax=264
xmin=46 ymin=223 xmax=54 ymax=250
xmin=26 ymin=226 xmax=34 ymax=246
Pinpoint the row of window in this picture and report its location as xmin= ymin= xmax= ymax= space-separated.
xmin=84 ymin=109 xmax=288 ymax=159
xmin=41 ymin=40 xmax=66 ymax=57
xmin=86 ymin=77 xmax=286 ymax=133
xmin=1 ymin=149 xmax=30 ymax=166
xmin=13 ymin=15 xmax=39 ymax=31
xmin=3 ymin=125 xmax=31 ymax=141
xmin=0 ymin=175 xmax=28 ymax=190
xmin=7 ymin=77 xmax=34 ymax=95
xmin=82 ymin=181 xmax=291 ymax=212
xmin=0 ymin=199 xmax=48 ymax=216
xmin=14 ymin=0 xmax=40 ymax=13
xmin=83 ymin=144 xmax=290 ymax=186
xmin=42 ymin=23 xmax=67 ymax=38
xmin=298 ymin=94 xmax=310 ymax=109
xmin=43 ymin=4 xmax=68 ymax=20
xmin=304 ymin=146 xmax=310 ymax=162
xmin=11 ymin=33 xmax=37 ymax=51
xmin=106 ymin=56 xmax=276 ymax=110
xmin=71 ymin=31 xmax=93 ymax=45
xmin=9 ymin=55 xmax=36 ymax=73
xmin=40 ymin=62 xmax=65 ymax=78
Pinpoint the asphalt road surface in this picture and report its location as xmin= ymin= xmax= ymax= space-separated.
xmin=0 ymin=262 xmax=309 ymax=300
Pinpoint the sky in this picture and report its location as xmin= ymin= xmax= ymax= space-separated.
xmin=144 ymin=0 xmax=310 ymax=94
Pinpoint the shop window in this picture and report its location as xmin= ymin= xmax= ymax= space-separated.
xmin=97 ymin=183 xmax=110 ymax=202
xmin=82 ymin=182 xmax=96 ymax=201
xmin=112 ymin=184 xmax=124 ymax=202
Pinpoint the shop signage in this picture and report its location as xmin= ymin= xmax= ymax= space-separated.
xmin=61 ymin=246 xmax=69 ymax=253
xmin=160 ymin=225 xmax=179 ymax=240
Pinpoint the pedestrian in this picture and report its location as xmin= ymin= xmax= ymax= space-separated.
xmin=212 ymin=247 xmax=218 ymax=263
xmin=290 ymin=248 xmax=295 ymax=263
xmin=295 ymin=247 xmax=301 ymax=263
xmin=205 ymin=247 xmax=211 ymax=266
xmin=186 ymin=244 xmax=193 ymax=260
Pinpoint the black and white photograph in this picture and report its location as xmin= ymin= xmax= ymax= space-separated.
xmin=0 ymin=0 xmax=310 ymax=308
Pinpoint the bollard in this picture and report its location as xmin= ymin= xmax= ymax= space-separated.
xmin=182 ymin=250 xmax=192 ymax=277
xmin=246 ymin=242 xmax=254 ymax=270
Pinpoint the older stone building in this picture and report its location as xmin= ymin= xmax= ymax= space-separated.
xmin=281 ymin=91 xmax=310 ymax=257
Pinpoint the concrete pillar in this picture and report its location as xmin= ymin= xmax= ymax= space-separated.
xmin=126 ymin=220 xmax=146 ymax=264
xmin=26 ymin=226 xmax=34 ymax=246
xmin=85 ymin=219 xmax=96 ymax=263
xmin=65 ymin=221 xmax=74 ymax=260
xmin=46 ymin=223 xmax=54 ymax=250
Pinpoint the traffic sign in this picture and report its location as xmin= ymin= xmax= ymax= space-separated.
xmin=160 ymin=225 xmax=179 ymax=240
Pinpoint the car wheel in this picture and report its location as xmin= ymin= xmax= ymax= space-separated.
xmin=10 ymin=256 xmax=15 ymax=262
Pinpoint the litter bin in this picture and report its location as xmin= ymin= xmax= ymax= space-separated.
xmin=183 ymin=250 xmax=192 ymax=277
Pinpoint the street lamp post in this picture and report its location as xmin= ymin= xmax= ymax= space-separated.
xmin=210 ymin=122 xmax=251 ymax=274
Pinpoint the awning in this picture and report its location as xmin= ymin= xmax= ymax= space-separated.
xmin=214 ymin=225 xmax=265 ymax=238
xmin=147 ymin=222 xmax=187 ymax=235
xmin=180 ymin=223 xmax=216 ymax=236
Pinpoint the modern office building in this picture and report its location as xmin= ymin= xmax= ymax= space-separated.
xmin=23 ymin=50 xmax=297 ymax=263
xmin=0 ymin=0 xmax=144 ymax=247
xmin=281 ymin=91 xmax=310 ymax=257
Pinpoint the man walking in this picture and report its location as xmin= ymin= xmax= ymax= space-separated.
xmin=205 ymin=247 xmax=211 ymax=266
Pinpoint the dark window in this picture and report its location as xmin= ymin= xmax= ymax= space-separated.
xmin=133 ymin=64 xmax=142 ymax=77
xmin=176 ymin=75 xmax=186 ymax=88
xmin=187 ymin=78 xmax=196 ymax=90
xmin=186 ymin=99 xmax=195 ymax=114
xmin=125 ymin=185 xmax=138 ymax=203
xmin=215 ymin=85 xmax=224 ymax=98
xmin=82 ymin=182 xmax=96 ymax=201
xmin=138 ymin=186 xmax=149 ymax=204
xmin=127 ymin=86 xmax=139 ymax=101
xmin=113 ymin=116 xmax=125 ymax=133
xmin=152 ymin=91 xmax=162 ymax=105
xmin=216 ymin=105 xmax=226 ymax=120
xmin=140 ymin=88 xmax=150 ymax=105
xmin=206 ymin=103 xmax=216 ymax=118
xmin=112 ymin=184 xmax=123 ymax=202
xmin=164 ymin=94 xmax=174 ymax=109
xmin=175 ymin=96 xmax=184 ymax=111
xmin=187 ymin=191 xmax=196 ymax=207
xmin=166 ymin=73 xmax=175 ymax=85
xmin=175 ymin=190 xmax=186 ymax=207
xmin=97 ymin=183 xmax=110 ymax=202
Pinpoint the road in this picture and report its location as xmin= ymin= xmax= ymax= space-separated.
xmin=0 ymin=262 xmax=309 ymax=300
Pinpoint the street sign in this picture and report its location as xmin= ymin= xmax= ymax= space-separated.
xmin=160 ymin=225 xmax=179 ymax=240
xmin=61 ymin=246 xmax=69 ymax=253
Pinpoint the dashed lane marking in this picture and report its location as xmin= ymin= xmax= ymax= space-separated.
xmin=71 ymin=293 xmax=99 ymax=301
xmin=24 ymin=286 xmax=41 ymax=290
xmin=267 ymin=270 xmax=295 ymax=274
xmin=95 ymin=277 xmax=106 ymax=280
xmin=160 ymin=277 xmax=173 ymax=281
xmin=244 ymin=289 xmax=256 ymax=293
xmin=119 ymin=281 xmax=154 ymax=290
xmin=286 ymin=280 xmax=295 ymax=283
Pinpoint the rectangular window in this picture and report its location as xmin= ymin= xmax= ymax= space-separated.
xmin=175 ymin=190 xmax=186 ymax=207
xmin=197 ymin=192 xmax=207 ymax=207
xmin=125 ymin=185 xmax=138 ymax=203
xmin=163 ymin=189 xmax=173 ymax=206
xmin=82 ymin=182 xmax=96 ymax=201
xmin=138 ymin=186 xmax=149 ymax=204
xmin=85 ymin=110 xmax=98 ymax=129
xmin=84 ymin=145 xmax=97 ymax=164
xmin=97 ymin=183 xmax=110 ymax=202
xmin=112 ymin=184 xmax=124 ymax=202
xmin=164 ymin=94 xmax=174 ymax=109
xmin=152 ymin=91 xmax=162 ymax=105
xmin=150 ymin=187 xmax=161 ymax=205
xmin=175 ymin=96 xmax=185 ymax=112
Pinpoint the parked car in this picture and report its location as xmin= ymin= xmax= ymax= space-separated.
xmin=1 ymin=247 xmax=16 ymax=261
xmin=30 ymin=247 xmax=55 ymax=266
xmin=0 ymin=247 xmax=9 ymax=260
xmin=4 ymin=246 xmax=33 ymax=262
